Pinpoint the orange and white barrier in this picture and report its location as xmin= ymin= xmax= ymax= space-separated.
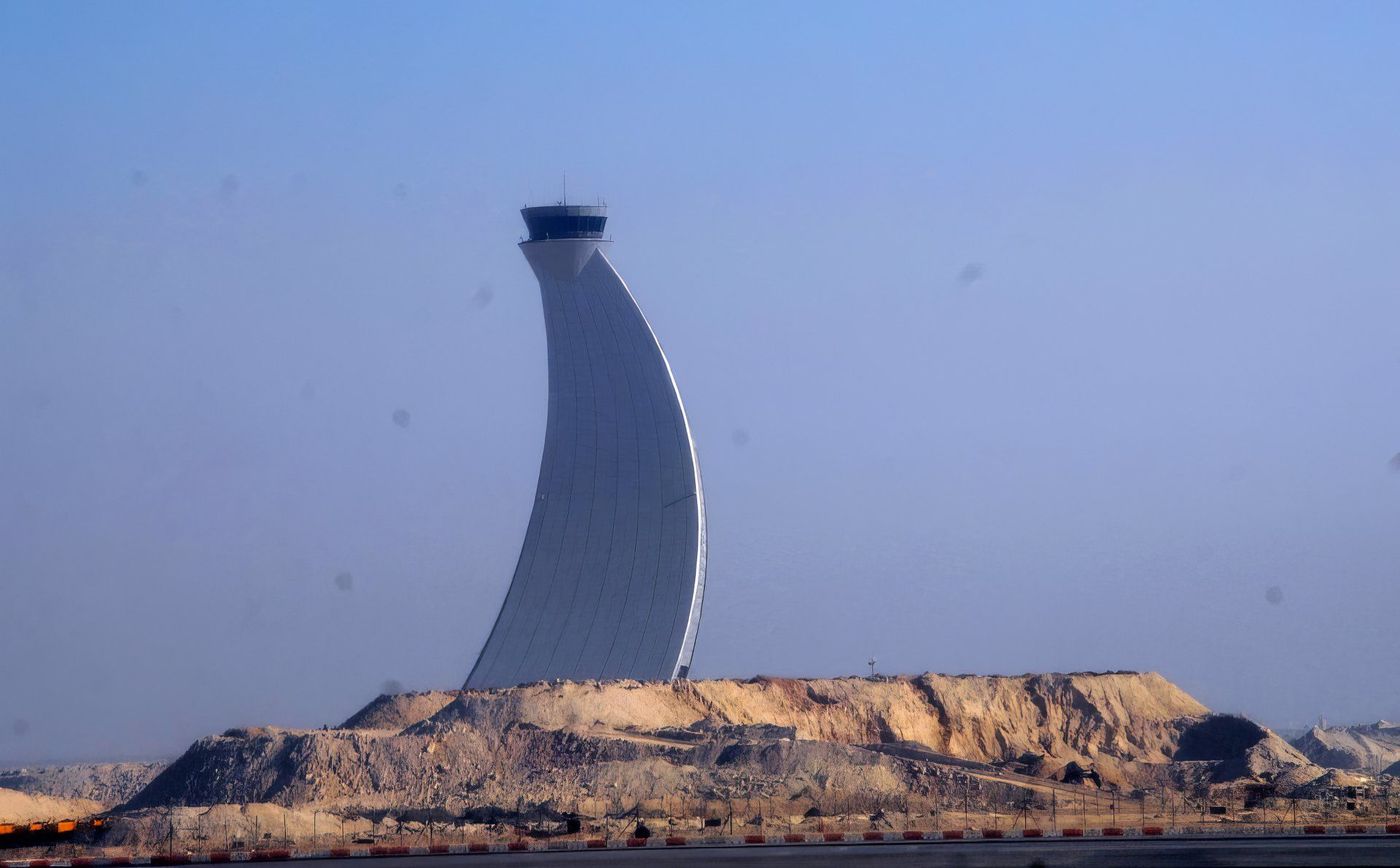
xmin=5 ymin=823 xmax=1400 ymax=866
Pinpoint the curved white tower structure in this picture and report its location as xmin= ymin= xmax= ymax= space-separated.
xmin=465 ymin=204 xmax=706 ymax=688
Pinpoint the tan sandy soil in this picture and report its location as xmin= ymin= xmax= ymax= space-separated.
xmin=0 ymin=787 xmax=104 ymax=824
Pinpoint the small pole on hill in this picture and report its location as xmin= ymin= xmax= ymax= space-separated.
xmin=867 ymin=657 xmax=877 ymax=678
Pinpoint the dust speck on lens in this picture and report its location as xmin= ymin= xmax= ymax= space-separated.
xmin=392 ymin=409 xmax=411 ymax=428
xmin=219 ymin=174 xmax=241 ymax=202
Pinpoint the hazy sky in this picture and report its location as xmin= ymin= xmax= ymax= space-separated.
xmin=3 ymin=1 xmax=1399 ymax=765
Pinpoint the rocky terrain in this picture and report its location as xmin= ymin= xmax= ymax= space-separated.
xmin=1291 ymin=720 xmax=1400 ymax=775
xmin=120 ymin=672 xmax=1322 ymax=820
xmin=0 ymin=764 xmax=165 ymax=806
xmin=0 ymin=764 xmax=167 ymax=824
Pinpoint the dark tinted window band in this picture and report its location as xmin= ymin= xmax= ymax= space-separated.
xmin=521 ymin=205 xmax=609 ymax=241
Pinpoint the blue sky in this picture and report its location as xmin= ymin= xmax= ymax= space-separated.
xmin=2 ymin=1 xmax=1399 ymax=764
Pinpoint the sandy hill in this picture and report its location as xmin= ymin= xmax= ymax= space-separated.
xmin=0 ymin=763 xmax=165 ymax=806
xmin=1291 ymin=721 xmax=1400 ymax=773
xmin=402 ymin=672 xmax=1205 ymax=769
xmin=121 ymin=672 xmax=1319 ymax=816
xmin=0 ymin=787 xmax=105 ymax=824
xmin=339 ymin=692 xmax=458 ymax=732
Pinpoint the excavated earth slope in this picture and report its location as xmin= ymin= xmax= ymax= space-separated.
xmin=0 ymin=763 xmax=165 ymax=806
xmin=338 ymin=692 xmax=458 ymax=732
xmin=123 ymin=672 xmax=1320 ymax=813
xmin=1291 ymin=721 xmax=1400 ymax=773
xmin=0 ymin=788 xmax=105 ymax=824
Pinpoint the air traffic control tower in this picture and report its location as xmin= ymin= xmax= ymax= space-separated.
xmin=465 ymin=204 xmax=707 ymax=688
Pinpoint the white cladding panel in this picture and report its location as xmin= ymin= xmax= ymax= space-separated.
xmin=465 ymin=240 xmax=705 ymax=688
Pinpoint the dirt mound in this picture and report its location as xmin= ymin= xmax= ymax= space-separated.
xmin=410 ymin=671 xmax=1207 ymax=778
xmin=0 ymin=787 xmax=104 ymax=824
xmin=0 ymin=763 xmax=165 ymax=806
xmin=120 ymin=672 xmax=1317 ymax=816
xmin=1173 ymin=715 xmax=1317 ymax=785
xmin=1292 ymin=721 xmax=1400 ymax=772
xmin=124 ymin=724 xmax=648 ymax=811
xmin=122 ymin=723 xmax=1012 ymax=820
xmin=1304 ymin=768 xmax=1371 ymax=789
xmin=339 ymin=692 xmax=458 ymax=731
